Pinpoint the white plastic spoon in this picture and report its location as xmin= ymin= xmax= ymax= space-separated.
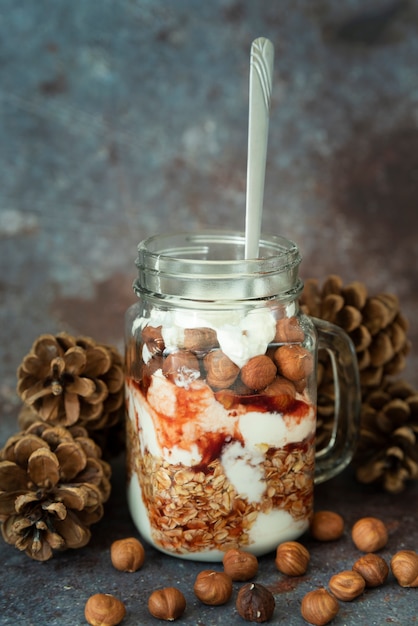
xmin=244 ymin=37 xmax=274 ymax=259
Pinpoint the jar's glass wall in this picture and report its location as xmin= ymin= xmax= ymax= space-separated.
xmin=125 ymin=294 xmax=319 ymax=560
xmin=124 ymin=230 xmax=359 ymax=561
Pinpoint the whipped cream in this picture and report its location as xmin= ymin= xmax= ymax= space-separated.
xmin=135 ymin=307 xmax=277 ymax=368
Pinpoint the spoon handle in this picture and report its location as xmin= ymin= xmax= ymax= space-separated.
xmin=245 ymin=37 xmax=274 ymax=259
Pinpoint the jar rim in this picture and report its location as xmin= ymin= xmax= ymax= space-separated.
xmin=138 ymin=230 xmax=299 ymax=261
xmin=135 ymin=230 xmax=302 ymax=301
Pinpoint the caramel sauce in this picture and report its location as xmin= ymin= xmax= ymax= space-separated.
xmin=127 ymin=376 xmax=313 ymax=471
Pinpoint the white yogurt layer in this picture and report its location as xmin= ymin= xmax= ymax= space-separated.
xmin=239 ymin=410 xmax=315 ymax=449
xmin=248 ymin=509 xmax=309 ymax=550
xmin=221 ymin=440 xmax=266 ymax=501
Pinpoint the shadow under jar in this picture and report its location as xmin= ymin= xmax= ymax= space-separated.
xmin=125 ymin=231 xmax=360 ymax=561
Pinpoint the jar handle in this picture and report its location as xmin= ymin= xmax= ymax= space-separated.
xmin=312 ymin=317 xmax=361 ymax=484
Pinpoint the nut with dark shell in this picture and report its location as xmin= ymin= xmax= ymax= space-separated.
xmin=236 ymin=583 xmax=275 ymax=623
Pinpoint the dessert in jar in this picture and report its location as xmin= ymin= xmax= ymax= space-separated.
xmin=124 ymin=231 xmax=360 ymax=561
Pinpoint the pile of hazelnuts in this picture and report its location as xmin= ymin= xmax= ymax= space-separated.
xmin=84 ymin=512 xmax=418 ymax=626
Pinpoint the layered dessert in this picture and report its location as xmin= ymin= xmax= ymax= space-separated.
xmin=125 ymin=306 xmax=316 ymax=560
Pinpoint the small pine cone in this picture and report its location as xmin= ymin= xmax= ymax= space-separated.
xmin=300 ymin=275 xmax=410 ymax=388
xmin=0 ymin=421 xmax=111 ymax=561
xmin=300 ymin=275 xmax=411 ymax=448
xmin=16 ymin=333 xmax=124 ymax=432
xmin=353 ymin=379 xmax=418 ymax=493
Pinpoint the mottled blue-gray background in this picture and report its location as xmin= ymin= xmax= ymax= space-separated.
xmin=0 ymin=2 xmax=417 ymax=624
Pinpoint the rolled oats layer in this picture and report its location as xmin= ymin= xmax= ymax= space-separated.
xmin=125 ymin=376 xmax=315 ymax=558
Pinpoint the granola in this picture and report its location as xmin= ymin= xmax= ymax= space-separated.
xmin=126 ymin=417 xmax=314 ymax=554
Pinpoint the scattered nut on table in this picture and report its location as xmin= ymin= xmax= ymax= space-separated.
xmin=310 ymin=510 xmax=345 ymax=541
xmin=110 ymin=537 xmax=145 ymax=572
xmin=275 ymin=541 xmax=310 ymax=576
xmin=328 ymin=570 xmax=365 ymax=601
xmin=390 ymin=550 xmax=418 ymax=587
xmin=84 ymin=593 xmax=126 ymax=626
xmin=148 ymin=587 xmax=186 ymax=621
xmin=351 ymin=516 xmax=388 ymax=552
xmin=236 ymin=582 xmax=275 ymax=623
xmin=300 ymin=588 xmax=339 ymax=626
xmin=193 ymin=570 xmax=232 ymax=605
xmin=222 ymin=548 xmax=259 ymax=581
xmin=352 ymin=553 xmax=389 ymax=587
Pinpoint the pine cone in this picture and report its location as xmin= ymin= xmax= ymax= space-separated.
xmin=299 ymin=275 xmax=411 ymax=449
xmin=16 ymin=333 xmax=124 ymax=432
xmin=354 ymin=379 xmax=418 ymax=493
xmin=0 ymin=421 xmax=111 ymax=561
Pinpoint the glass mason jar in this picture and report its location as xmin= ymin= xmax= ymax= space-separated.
xmin=125 ymin=231 xmax=360 ymax=561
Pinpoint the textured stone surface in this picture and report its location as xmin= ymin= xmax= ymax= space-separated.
xmin=0 ymin=1 xmax=417 ymax=624
xmin=0 ymin=456 xmax=417 ymax=625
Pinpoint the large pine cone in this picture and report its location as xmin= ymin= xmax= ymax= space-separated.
xmin=354 ymin=379 xmax=418 ymax=493
xmin=16 ymin=333 xmax=124 ymax=432
xmin=0 ymin=421 xmax=111 ymax=561
xmin=299 ymin=275 xmax=411 ymax=449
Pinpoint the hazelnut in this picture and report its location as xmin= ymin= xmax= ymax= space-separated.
xmin=236 ymin=582 xmax=275 ymax=623
xmin=352 ymin=553 xmax=389 ymax=587
xmin=274 ymin=316 xmax=305 ymax=343
xmin=264 ymin=376 xmax=296 ymax=411
xmin=148 ymin=587 xmax=186 ymax=621
xmin=390 ymin=550 xmax=418 ymax=587
xmin=328 ymin=570 xmax=365 ymax=601
xmin=214 ymin=388 xmax=240 ymax=409
xmin=275 ymin=541 xmax=310 ymax=576
xmin=300 ymin=588 xmax=339 ymax=626
xmin=203 ymin=349 xmax=240 ymax=389
xmin=273 ymin=344 xmax=313 ymax=381
xmin=222 ymin=548 xmax=259 ymax=581
xmin=240 ymin=355 xmax=277 ymax=390
xmin=310 ymin=511 xmax=344 ymax=542
xmin=142 ymin=325 xmax=165 ymax=355
xmin=84 ymin=593 xmax=126 ymax=626
xmin=293 ymin=376 xmax=308 ymax=393
xmin=162 ymin=351 xmax=200 ymax=386
xmin=183 ymin=327 xmax=218 ymax=352
xmin=351 ymin=516 xmax=388 ymax=552
xmin=110 ymin=537 xmax=145 ymax=572
xmin=141 ymin=354 xmax=164 ymax=382
xmin=193 ymin=570 xmax=232 ymax=605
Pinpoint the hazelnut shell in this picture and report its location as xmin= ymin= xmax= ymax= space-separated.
xmin=222 ymin=548 xmax=259 ymax=581
xmin=391 ymin=550 xmax=418 ymax=587
xmin=148 ymin=587 xmax=186 ymax=621
xmin=301 ymin=588 xmax=339 ymax=626
xmin=351 ymin=516 xmax=388 ymax=552
xmin=236 ymin=582 xmax=275 ymax=623
xmin=310 ymin=510 xmax=345 ymax=542
xmin=352 ymin=553 xmax=389 ymax=587
xmin=193 ymin=570 xmax=232 ymax=605
xmin=328 ymin=570 xmax=365 ymax=601
xmin=84 ymin=593 xmax=126 ymax=626
xmin=110 ymin=537 xmax=145 ymax=572
xmin=275 ymin=541 xmax=310 ymax=576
